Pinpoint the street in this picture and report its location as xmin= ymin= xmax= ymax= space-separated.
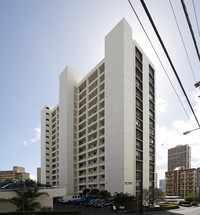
xmin=54 ymin=203 xmax=200 ymax=215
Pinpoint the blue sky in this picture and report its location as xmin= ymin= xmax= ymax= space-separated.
xmin=0 ymin=0 xmax=200 ymax=183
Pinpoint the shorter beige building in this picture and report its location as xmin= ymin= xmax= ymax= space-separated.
xmin=165 ymin=166 xmax=196 ymax=199
xmin=0 ymin=166 xmax=29 ymax=183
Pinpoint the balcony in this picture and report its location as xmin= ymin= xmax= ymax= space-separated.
xmin=88 ymin=70 xmax=98 ymax=85
xmin=88 ymin=97 xmax=98 ymax=109
xmin=88 ymin=89 xmax=97 ymax=102
xmin=99 ymin=73 xmax=104 ymax=83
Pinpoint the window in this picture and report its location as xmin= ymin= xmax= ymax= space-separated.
xmin=149 ymin=101 xmax=154 ymax=110
xmin=136 ymin=79 xmax=142 ymax=90
xmin=136 ymin=109 xmax=143 ymax=120
xmin=136 ymin=181 xmax=141 ymax=187
xmin=136 ymin=161 xmax=142 ymax=170
xmin=150 ymin=164 xmax=154 ymax=172
xmin=149 ymin=155 xmax=154 ymax=162
xmin=149 ymin=119 xmax=154 ymax=128
xmin=149 ymin=65 xmax=154 ymax=77
xmin=150 ymin=146 xmax=154 ymax=154
xmin=136 ymin=119 xmax=142 ymax=129
xmin=136 ymin=58 xmax=142 ymax=71
xmin=149 ymin=110 xmax=154 ymax=119
xmin=136 ymin=140 xmax=142 ymax=150
xmin=136 ymin=47 xmax=142 ymax=62
xmin=149 ymin=181 xmax=154 ymax=187
xmin=136 ymin=150 xmax=142 ymax=160
xmin=136 ymin=129 xmax=143 ymax=140
xmin=136 ymin=88 xmax=142 ymax=100
xmin=136 ymin=68 xmax=142 ymax=81
xmin=149 ymin=75 xmax=154 ymax=85
xmin=136 ymin=172 xmax=141 ymax=180
xmin=149 ymin=93 xmax=154 ymax=101
xmin=149 ymin=137 xmax=154 ymax=145
xmin=150 ymin=173 xmax=154 ymax=180
xmin=150 ymin=128 xmax=154 ymax=136
xmin=136 ymin=99 xmax=143 ymax=110
xmin=149 ymin=84 xmax=154 ymax=94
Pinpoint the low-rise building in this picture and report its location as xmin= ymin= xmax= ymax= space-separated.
xmin=0 ymin=166 xmax=29 ymax=183
xmin=165 ymin=166 xmax=196 ymax=199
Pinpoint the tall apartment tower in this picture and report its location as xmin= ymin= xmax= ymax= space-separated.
xmin=41 ymin=18 xmax=156 ymax=196
xmin=168 ymin=144 xmax=191 ymax=171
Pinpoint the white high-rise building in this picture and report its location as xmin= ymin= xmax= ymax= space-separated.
xmin=41 ymin=18 xmax=156 ymax=196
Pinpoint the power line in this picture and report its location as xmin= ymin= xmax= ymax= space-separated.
xmin=169 ymin=0 xmax=197 ymax=83
xmin=192 ymin=0 xmax=200 ymax=38
xmin=181 ymin=0 xmax=200 ymax=61
xmin=139 ymin=0 xmax=200 ymax=128
xmin=127 ymin=0 xmax=191 ymax=124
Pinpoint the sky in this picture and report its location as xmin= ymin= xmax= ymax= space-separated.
xmin=0 ymin=0 xmax=200 ymax=185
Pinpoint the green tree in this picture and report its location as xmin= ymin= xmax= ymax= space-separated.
xmin=24 ymin=178 xmax=37 ymax=187
xmin=1 ymin=177 xmax=15 ymax=187
xmin=185 ymin=194 xmax=198 ymax=204
xmin=98 ymin=190 xmax=111 ymax=199
xmin=82 ymin=188 xmax=90 ymax=197
xmin=148 ymin=188 xmax=164 ymax=205
xmin=89 ymin=189 xmax=99 ymax=198
xmin=0 ymin=186 xmax=49 ymax=211
xmin=114 ymin=192 xmax=135 ymax=204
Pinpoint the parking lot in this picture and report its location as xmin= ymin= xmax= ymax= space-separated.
xmin=54 ymin=202 xmax=115 ymax=215
xmin=54 ymin=203 xmax=200 ymax=215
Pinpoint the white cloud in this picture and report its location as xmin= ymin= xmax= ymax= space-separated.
xmin=30 ymin=174 xmax=37 ymax=181
xmin=156 ymin=97 xmax=169 ymax=114
xmin=24 ymin=127 xmax=41 ymax=146
xmin=156 ymin=90 xmax=200 ymax=182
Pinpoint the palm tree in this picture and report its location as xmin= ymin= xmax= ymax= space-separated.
xmin=0 ymin=186 xmax=49 ymax=211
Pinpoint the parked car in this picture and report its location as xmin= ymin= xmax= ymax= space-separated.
xmin=93 ymin=199 xmax=102 ymax=207
xmin=0 ymin=182 xmax=26 ymax=190
xmin=95 ymin=198 xmax=115 ymax=208
xmin=84 ymin=199 xmax=100 ymax=207
xmin=57 ymin=195 xmax=80 ymax=203
xmin=84 ymin=199 xmax=95 ymax=207
xmin=73 ymin=197 xmax=91 ymax=205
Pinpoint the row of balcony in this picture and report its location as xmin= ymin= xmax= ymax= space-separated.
xmin=78 ymin=71 xmax=105 ymax=96
xmin=79 ymin=82 xmax=105 ymax=102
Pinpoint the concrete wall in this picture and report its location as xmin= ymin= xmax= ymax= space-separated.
xmin=105 ymin=18 xmax=135 ymax=195
xmin=59 ymin=66 xmax=82 ymax=194
xmin=0 ymin=187 xmax=66 ymax=213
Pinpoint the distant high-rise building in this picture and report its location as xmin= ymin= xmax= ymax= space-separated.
xmin=0 ymin=166 xmax=29 ymax=183
xmin=168 ymin=144 xmax=191 ymax=171
xmin=41 ymin=18 xmax=156 ymax=196
xmin=159 ymin=179 xmax=165 ymax=191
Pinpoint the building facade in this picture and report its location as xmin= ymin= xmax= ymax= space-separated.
xmin=37 ymin=167 xmax=41 ymax=184
xmin=41 ymin=18 xmax=156 ymax=196
xmin=0 ymin=166 xmax=29 ymax=183
xmin=165 ymin=167 xmax=196 ymax=198
xmin=168 ymin=144 xmax=191 ymax=171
